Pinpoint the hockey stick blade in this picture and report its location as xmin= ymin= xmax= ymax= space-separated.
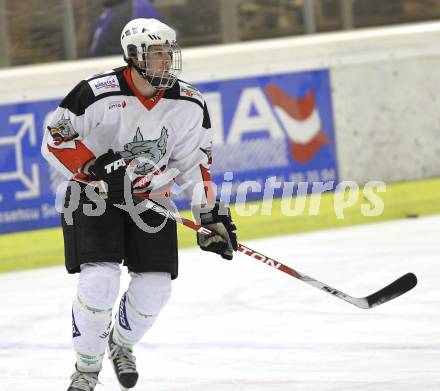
xmin=71 ymin=176 xmax=418 ymax=309
xmin=364 ymin=272 xmax=417 ymax=309
xmin=238 ymin=242 xmax=417 ymax=309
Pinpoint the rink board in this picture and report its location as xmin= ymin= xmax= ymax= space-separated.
xmin=0 ymin=177 xmax=438 ymax=273
xmin=0 ymin=69 xmax=337 ymax=235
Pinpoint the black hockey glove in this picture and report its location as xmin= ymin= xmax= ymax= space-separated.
xmin=196 ymin=201 xmax=238 ymax=260
xmin=88 ymin=149 xmax=130 ymax=204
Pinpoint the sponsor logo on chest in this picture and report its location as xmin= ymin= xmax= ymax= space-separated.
xmin=108 ymin=100 xmax=127 ymax=110
xmin=89 ymin=75 xmax=121 ymax=96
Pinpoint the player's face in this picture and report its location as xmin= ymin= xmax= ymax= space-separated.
xmin=146 ymin=44 xmax=172 ymax=75
xmin=133 ymin=42 xmax=181 ymax=89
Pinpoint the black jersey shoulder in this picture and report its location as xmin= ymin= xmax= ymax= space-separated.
xmin=163 ymin=80 xmax=211 ymax=129
xmin=60 ymin=67 xmax=133 ymax=115
xmin=163 ymin=79 xmax=205 ymax=110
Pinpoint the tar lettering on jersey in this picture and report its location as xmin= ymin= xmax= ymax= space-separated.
xmin=104 ymin=158 xmax=126 ymax=174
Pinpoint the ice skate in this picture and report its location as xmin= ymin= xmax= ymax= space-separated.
xmin=67 ymin=367 xmax=99 ymax=391
xmin=108 ymin=330 xmax=139 ymax=390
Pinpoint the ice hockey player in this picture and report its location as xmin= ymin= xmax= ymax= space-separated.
xmin=41 ymin=18 xmax=237 ymax=391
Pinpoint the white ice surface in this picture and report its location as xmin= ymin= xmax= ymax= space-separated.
xmin=0 ymin=216 xmax=439 ymax=391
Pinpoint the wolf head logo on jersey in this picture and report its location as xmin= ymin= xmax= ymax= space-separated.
xmin=47 ymin=115 xmax=79 ymax=146
xmin=120 ymin=126 xmax=168 ymax=175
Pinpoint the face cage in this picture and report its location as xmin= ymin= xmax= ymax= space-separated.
xmin=136 ymin=42 xmax=182 ymax=90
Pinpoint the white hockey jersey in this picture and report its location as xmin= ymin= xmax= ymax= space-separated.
xmin=41 ymin=66 xmax=214 ymax=205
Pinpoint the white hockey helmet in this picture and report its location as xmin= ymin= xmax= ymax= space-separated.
xmin=121 ymin=18 xmax=182 ymax=89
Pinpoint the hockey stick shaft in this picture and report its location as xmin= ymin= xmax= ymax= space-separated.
xmin=141 ymin=198 xmax=417 ymax=309
xmin=71 ymin=176 xmax=417 ymax=309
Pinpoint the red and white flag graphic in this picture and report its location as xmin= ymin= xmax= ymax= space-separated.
xmin=265 ymin=84 xmax=329 ymax=163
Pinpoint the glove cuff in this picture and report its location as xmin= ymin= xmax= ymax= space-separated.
xmin=192 ymin=201 xmax=230 ymax=224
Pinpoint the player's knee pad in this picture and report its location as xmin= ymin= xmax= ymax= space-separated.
xmin=77 ymin=262 xmax=121 ymax=310
xmin=127 ymin=272 xmax=172 ymax=316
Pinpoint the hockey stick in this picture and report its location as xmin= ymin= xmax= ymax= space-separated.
xmin=142 ymin=198 xmax=417 ymax=309
xmin=71 ymin=176 xmax=417 ymax=309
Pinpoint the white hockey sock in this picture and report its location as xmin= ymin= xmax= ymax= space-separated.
xmin=73 ymin=262 xmax=121 ymax=372
xmin=113 ymin=272 xmax=171 ymax=348
xmin=72 ymin=297 xmax=112 ymax=372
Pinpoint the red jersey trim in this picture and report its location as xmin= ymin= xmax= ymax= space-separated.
xmin=123 ymin=67 xmax=164 ymax=110
xmin=47 ymin=141 xmax=95 ymax=173
xmin=199 ymin=164 xmax=215 ymax=204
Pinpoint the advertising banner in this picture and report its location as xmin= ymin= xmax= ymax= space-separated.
xmin=0 ymin=69 xmax=337 ymax=234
